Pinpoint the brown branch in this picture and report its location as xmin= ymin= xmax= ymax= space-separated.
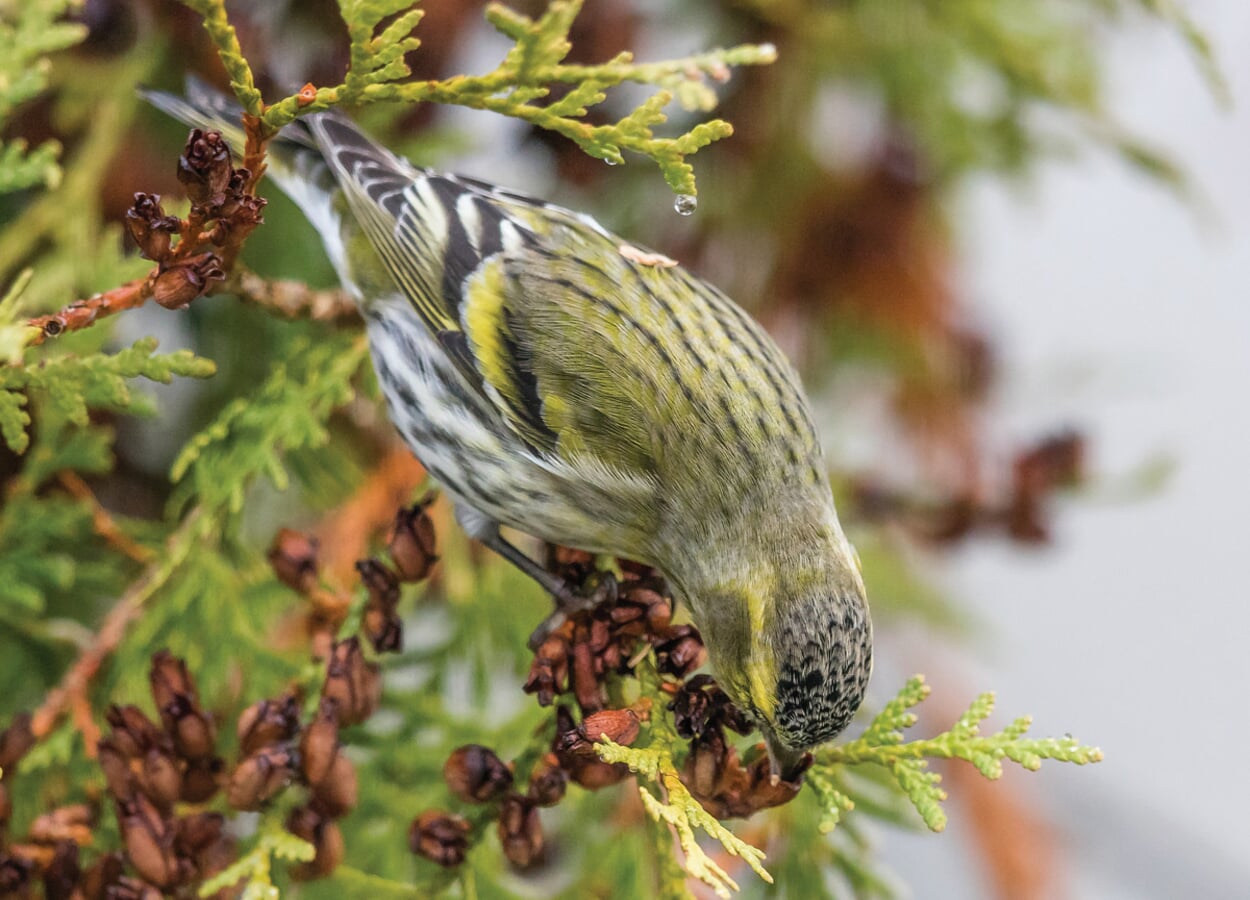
xmin=229 ymin=270 xmax=358 ymax=322
xmin=219 ymin=113 xmax=271 ymax=273
xmin=25 ymin=276 xmax=154 ymax=347
xmin=58 ymin=472 xmax=155 ymax=564
xmin=22 ymin=267 xmax=358 ymax=349
xmin=22 ymin=117 xmax=276 ymax=350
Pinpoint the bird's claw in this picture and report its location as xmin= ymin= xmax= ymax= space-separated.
xmin=527 ymin=571 xmax=619 ymax=651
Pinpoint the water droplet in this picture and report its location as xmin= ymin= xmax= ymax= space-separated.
xmin=674 ymin=194 xmax=697 ymax=216
xmin=604 ymin=157 xmax=620 ymax=166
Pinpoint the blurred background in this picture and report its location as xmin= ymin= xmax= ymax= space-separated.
xmin=2 ymin=0 xmax=1247 ymax=897
xmin=884 ymin=1 xmax=1250 ymax=896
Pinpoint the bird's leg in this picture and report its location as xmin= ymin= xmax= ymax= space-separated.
xmin=480 ymin=532 xmax=618 ymax=649
xmin=454 ymin=504 xmax=617 ymax=649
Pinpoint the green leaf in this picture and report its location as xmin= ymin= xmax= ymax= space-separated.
xmin=217 ymin=0 xmax=778 ymax=196
xmin=813 ymin=676 xmax=1103 ymax=833
xmin=0 ymin=0 xmax=89 ymax=191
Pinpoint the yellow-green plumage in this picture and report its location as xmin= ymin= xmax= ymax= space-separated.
xmin=146 ymin=86 xmax=872 ymax=772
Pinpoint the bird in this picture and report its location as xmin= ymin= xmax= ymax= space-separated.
xmin=145 ymin=80 xmax=872 ymax=776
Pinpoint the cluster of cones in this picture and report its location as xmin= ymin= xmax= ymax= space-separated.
xmin=125 ymin=128 xmax=264 ymax=311
xmin=412 ymin=548 xmax=806 ymax=873
xmin=3 ymin=500 xmax=812 ymax=889
xmin=0 ymin=500 xmax=439 ymax=895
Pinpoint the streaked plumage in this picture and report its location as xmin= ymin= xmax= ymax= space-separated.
xmin=147 ymin=84 xmax=872 ymax=771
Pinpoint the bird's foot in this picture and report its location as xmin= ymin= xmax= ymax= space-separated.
xmin=527 ymin=571 xmax=619 ymax=651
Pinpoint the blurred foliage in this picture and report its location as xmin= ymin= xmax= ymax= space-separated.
xmin=0 ymin=0 xmax=88 ymax=192
xmin=0 ymin=0 xmax=1207 ymax=897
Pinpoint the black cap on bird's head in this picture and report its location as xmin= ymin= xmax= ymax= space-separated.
xmin=693 ymin=565 xmax=873 ymax=781
xmin=760 ymin=595 xmax=870 ymax=775
xmin=761 ymin=594 xmax=873 ymax=777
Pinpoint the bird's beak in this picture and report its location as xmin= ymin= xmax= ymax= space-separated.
xmin=762 ymin=726 xmax=811 ymax=783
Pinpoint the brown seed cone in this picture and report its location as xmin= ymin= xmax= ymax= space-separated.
xmin=149 ymin=651 xmax=216 ymax=760
xmin=653 ymin=624 xmax=707 ymax=678
xmin=526 ymin=753 xmax=568 ymax=807
xmin=117 ymin=795 xmax=183 ymax=889
xmin=300 ymin=698 xmax=341 ymax=787
xmin=561 ymin=708 xmax=641 ymax=754
xmin=179 ymin=757 xmax=223 ymax=804
xmin=267 ymin=529 xmax=320 ymax=594
xmin=103 ymin=705 xmax=166 ymax=760
xmin=682 ymin=730 xmax=732 ymax=801
xmin=138 ymin=748 xmax=183 ymax=810
xmin=681 ymin=738 xmax=809 ymax=819
xmin=358 ymin=560 xmax=403 ymax=653
xmin=0 ymin=855 xmax=33 ymax=896
xmin=79 ymin=851 xmax=125 ymax=900
xmin=42 ymin=840 xmax=80 ymax=900
xmin=97 ymin=739 xmax=135 ymax=802
xmin=356 ymin=558 xmax=400 ymax=607
xmin=226 ymin=747 xmax=296 ymax=811
xmin=152 ymin=253 xmax=224 ymax=310
xmin=123 ymin=193 xmax=179 ymax=262
xmin=738 ymin=749 xmax=808 ymax=814
xmin=388 ymin=501 xmax=438 ymax=582
xmin=524 ymin=625 xmax=571 ymax=706
xmin=308 ymin=753 xmax=358 ymax=819
xmin=288 ymin=806 xmax=345 ymax=881
xmin=218 ymin=190 xmax=267 ymax=234
xmin=175 ymin=812 xmax=233 ymax=881
xmin=236 ymin=694 xmax=301 ymax=756
xmin=497 ymin=795 xmax=543 ymax=869
xmin=322 ymin=638 xmax=381 ymax=726
xmin=409 ymin=811 xmax=469 ymax=868
xmin=669 ymin=674 xmax=753 ymax=739
xmin=552 ymin=706 xmax=629 ymax=789
xmin=443 ymin=744 xmax=513 ymax=804
xmin=0 ymin=713 xmax=35 ymax=769
xmin=177 ymin=128 xmax=232 ymax=208
xmin=568 ymin=623 xmax=604 ymax=714
xmin=362 ymin=603 xmax=403 ymax=654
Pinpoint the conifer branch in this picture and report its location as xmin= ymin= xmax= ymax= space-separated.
xmin=182 ymin=0 xmax=777 ymax=198
xmin=812 ymin=676 xmax=1104 ymax=833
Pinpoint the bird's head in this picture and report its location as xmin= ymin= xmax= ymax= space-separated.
xmin=683 ymin=541 xmax=873 ymax=779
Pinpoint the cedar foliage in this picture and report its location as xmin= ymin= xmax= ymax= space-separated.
xmin=0 ymin=1 xmax=1208 ymax=897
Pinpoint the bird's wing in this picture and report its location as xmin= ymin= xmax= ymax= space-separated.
xmin=459 ymin=233 xmax=666 ymax=477
xmin=307 ymin=114 xmax=817 ymax=485
xmin=459 ymin=210 xmax=823 ymax=489
xmin=305 ymin=113 xmax=645 ymax=463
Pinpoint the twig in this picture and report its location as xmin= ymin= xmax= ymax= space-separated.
xmin=25 ymin=276 xmax=153 ymax=347
xmin=30 ymin=507 xmax=206 ymax=752
xmin=57 ymin=472 xmax=155 ymax=564
xmin=229 ymin=270 xmax=358 ymax=322
xmin=219 ymin=113 xmax=271 ymax=272
xmin=24 ymin=114 xmax=276 ymax=349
